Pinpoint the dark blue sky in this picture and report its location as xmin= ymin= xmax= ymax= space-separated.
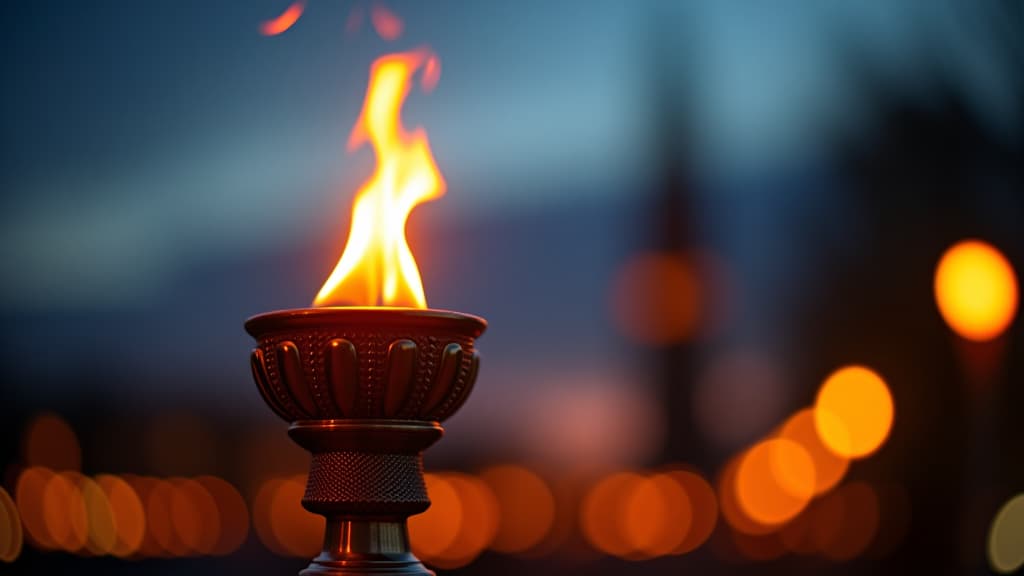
xmin=2 ymin=0 xmax=1018 ymax=311
xmin=1 ymin=0 xmax=1021 ymax=467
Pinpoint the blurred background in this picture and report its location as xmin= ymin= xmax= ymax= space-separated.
xmin=2 ymin=0 xmax=1023 ymax=574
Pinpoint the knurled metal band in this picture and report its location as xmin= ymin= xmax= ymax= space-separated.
xmin=304 ymin=451 xmax=429 ymax=516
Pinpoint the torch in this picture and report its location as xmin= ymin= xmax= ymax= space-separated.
xmin=246 ymin=50 xmax=485 ymax=576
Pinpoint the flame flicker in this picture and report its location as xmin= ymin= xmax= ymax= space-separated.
xmin=315 ymin=49 xmax=444 ymax=309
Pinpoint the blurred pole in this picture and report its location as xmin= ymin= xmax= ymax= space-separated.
xmin=645 ymin=4 xmax=703 ymax=467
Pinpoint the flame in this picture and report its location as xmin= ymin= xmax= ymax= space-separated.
xmin=260 ymin=1 xmax=305 ymax=36
xmin=314 ymin=49 xmax=445 ymax=308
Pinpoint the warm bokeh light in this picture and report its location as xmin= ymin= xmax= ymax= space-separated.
xmin=610 ymin=252 xmax=701 ymax=345
xmin=818 ymin=482 xmax=879 ymax=561
xmin=814 ymin=365 xmax=894 ymax=459
xmin=78 ymin=475 xmax=117 ymax=555
xmin=988 ymin=493 xmax=1024 ymax=574
xmin=734 ymin=439 xmax=816 ymax=528
xmin=480 ymin=465 xmax=556 ymax=554
xmin=314 ymin=49 xmax=445 ymax=308
xmin=778 ymin=409 xmax=849 ymax=495
xmin=270 ymin=475 xmax=322 ymax=558
xmin=260 ymin=1 xmax=305 ymax=36
xmin=718 ymin=456 xmax=774 ymax=535
xmin=426 ymin=473 xmax=499 ymax=569
xmin=146 ymin=478 xmax=189 ymax=556
xmin=171 ymin=478 xmax=220 ymax=555
xmin=581 ymin=470 xmax=718 ymax=559
xmin=580 ymin=472 xmax=643 ymax=558
xmin=23 ymin=413 xmax=81 ymax=471
xmin=196 ymin=476 xmax=249 ymax=556
xmin=669 ymin=470 xmax=718 ymax=555
xmin=122 ymin=475 xmax=167 ymax=557
xmin=935 ymin=239 xmax=1018 ymax=341
xmin=409 ymin=473 xmax=462 ymax=560
xmin=623 ymin=473 xmax=692 ymax=558
xmin=253 ymin=478 xmax=287 ymax=556
xmin=370 ymin=2 xmax=404 ymax=40
xmin=15 ymin=466 xmax=57 ymax=549
xmin=0 ymin=486 xmax=23 ymax=563
xmin=95 ymin=475 xmax=146 ymax=558
xmin=43 ymin=472 xmax=89 ymax=552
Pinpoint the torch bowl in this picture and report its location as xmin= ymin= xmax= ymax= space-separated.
xmin=246 ymin=307 xmax=485 ymax=422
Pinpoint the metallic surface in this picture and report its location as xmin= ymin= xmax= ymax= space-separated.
xmin=246 ymin=308 xmax=486 ymax=576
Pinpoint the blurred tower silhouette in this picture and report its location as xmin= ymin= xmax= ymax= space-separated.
xmin=644 ymin=7 xmax=705 ymax=468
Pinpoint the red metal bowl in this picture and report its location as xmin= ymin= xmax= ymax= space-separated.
xmin=245 ymin=307 xmax=486 ymax=423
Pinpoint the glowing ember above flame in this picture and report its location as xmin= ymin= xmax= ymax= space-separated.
xmin=260 ymin=1 xmax=305 ymax=36
xmin=370 ymin=3 xmax=405 ymax=40
xmin=314 ymin=49 xmax=445 ymax=309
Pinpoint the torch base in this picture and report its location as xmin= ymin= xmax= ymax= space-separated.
xmin=288 ymin=420 xmax=443 ymax=576
xmin=301 ymin=520 xmax=433 ymax=576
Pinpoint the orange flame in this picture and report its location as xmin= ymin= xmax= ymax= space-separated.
xmin=314 ymin=49 xmax=445 ymax=308
xmin=260 ymin=1 xmax=305 ymax=36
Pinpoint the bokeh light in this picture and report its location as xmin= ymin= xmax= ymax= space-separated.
xmin=935 ymin=240 xmax=1018 ymax=341
xmin=171 ymin=478 xmax=220 ymax=555
xmin=253 ymin=478 xmax=287 ymax=556
xmin=718 ymin=456 xmax=774 ymax=535
xmin=988 ymin=493 xmax=1024 ymax=574
xmin=426 ymin=473 xmax=499 ymax=569
xmin=78 ymin=475 xmax=117 ymax=555
xmin=0 ymin=485 xmax=23 ymax=563
xmin=581 ymin=469 xmax=718 ymax=559
xmin=122 ymin=475 xmax=168 ymax=557
xmin=146 ymin=478 xmax=189 ymax=556
xmin=43 ymin=471 xmax=89 ymax=553
xmin=669 ymin=470 xmax=718 ymax=555
xmin=15 ymin=466 xmax=58 ymax=549
xmin=23 ymin=413 xmax=81 ymax=471
xmin=410 ymin=473 xmax=463 ymax=561
xmin=95 ymin=475 xmax=146 ymax=558
xmin=814 ymin=365 xmax=894 ymax=459
xmin=270 ymin=475 xmax=322 ymax=558
xmin=777 ymin=409 xmax=849 ymax=495
xmin=480 ymin=465 xmax=555 ymax=555
xmin=623 ymin=472 xmax=692 ymax=558
xmin=580 ymin=472 xmax=643 ymax=557
xmin=610 ymin=252 xmax=701 ymax=346
xmin=734 ymin=439 xmax=815 ymax=527
xmin=195 ymin=476 xmax=249 ymax=556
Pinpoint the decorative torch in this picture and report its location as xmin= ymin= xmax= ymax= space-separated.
xmin=246 ymin=49 xmax=486 ymax=576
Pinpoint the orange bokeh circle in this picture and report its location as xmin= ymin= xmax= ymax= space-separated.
xmin=935 ymin=239 xmax=1018 ymax=341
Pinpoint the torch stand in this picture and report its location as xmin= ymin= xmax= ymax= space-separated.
xmin=289 ymin=420 xmax=441 ymax=575
xmin=246 ymin=308 xmax=485 ymax=576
